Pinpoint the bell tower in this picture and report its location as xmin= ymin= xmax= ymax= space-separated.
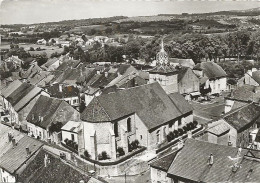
xmin=149 ymin=39 xmax=178 ymax=94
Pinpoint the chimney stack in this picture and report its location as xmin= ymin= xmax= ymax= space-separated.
xmin=104 ymin=72 xmax=108 ymax=78
xmin=8 ymin=133 xmax=13 ymax=142
xmin=44 ymin=154 xmax=48 ymax=167
xmin=26 ymin=147 xmax=30 ymax=157
xmin=177 ymin=139 xmax=184 ymax=149
xmin=59 ymin=84 xmax=62 ymax=92
xmin=208 ymin=154 xmax=213 ymax=166
xmin=187 ymin=131 xmax=192 ymax=139
xmin=12 ymin=138 xmax=16 ymax=147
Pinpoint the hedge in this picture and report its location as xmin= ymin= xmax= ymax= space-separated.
xmin=80 ymin=146 xmax=146 ymax=166
xmin=61 ymin=142 xmax=78 ymax=154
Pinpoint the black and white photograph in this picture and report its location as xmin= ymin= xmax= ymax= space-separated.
xmin=0 ymin=0 xmax=260 ymax=182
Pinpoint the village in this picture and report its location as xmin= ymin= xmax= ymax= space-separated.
xmin=1 ymin=1 xmax=260 ymax=183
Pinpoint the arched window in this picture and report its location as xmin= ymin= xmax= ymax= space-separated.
xmin=127 ymin=118 xmax=131 ymax=132
xmin=114 ymin=122 xmax=118 ymax=137
xmin=156 ymin=130 xmax=160 ymax=143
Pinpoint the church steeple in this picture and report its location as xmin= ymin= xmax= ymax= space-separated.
xmin=156 ymin=38 xmax=169 ymax=65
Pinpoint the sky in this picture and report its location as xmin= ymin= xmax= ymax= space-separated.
xmin=0 ymin=0 xmax=259 ymax=25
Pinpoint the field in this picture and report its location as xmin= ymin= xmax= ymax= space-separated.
xmin=69 ymin=24 xmax=107 ymax=33
xmin=0 ymin=43 xmax=63 ymax=57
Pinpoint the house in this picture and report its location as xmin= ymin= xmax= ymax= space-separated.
xmin=177 ymin=67 xmax=200 ymax=100
xmin=37 ymin=39 xmax=47 ymax=45
xmin=151 ymin=138 xmax=260 ymax=183
xmin=169 ymin=58 xmax=195 ymax=69
xmin=61 ymin=121 xmax=80 ymax=144
xmin=16 ymin=148 xmax=92 ymax=183
xmin=249 ymin=128 xmax=260 ymax=150
xmin=79 ymin=82 xmax=193 ymax=160
xmin=148 ymin=40 xmax=179 ymax=94
xmin=41 ymin=57 xmax=61 ymax=71
xmin=26 ymin=95 xmax=80 ymax=143
xmin=238 ymin=68 xmax=260 ymax=87
xmin=223 ymin=103 xmax=260 ymax=148
xmin=198 ymin=103 xmax=260 ymax=148
xmin=224 ymin=85 xmax=260 ymax=113
xmin=1 ymin=81 xmax=49 ymax=127
xmin=45 ymin=83 xmax=80 ymax=108
xmin=193 ymin=62 xmax=227 ymax=95
xmin=0 ymin=124 xmax=43 ymax=183
xmin=150 ymin=149 xmax=180 ymax=183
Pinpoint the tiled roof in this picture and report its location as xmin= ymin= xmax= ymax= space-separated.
xmin=168 ymin=138 xmax=248 ymax=182
xmin=207 ymin=119 xmax=230 ymax=136
xmin=56 ymin=59 xmax=80 ymax=71
xmin=45 ymin=84 xmax=79 ymax=98
xmin=27 ymin=95 xmax=79 ymax=129
xmin=0 ymin=124 xmax=24 ymax=157
xmin=81 ymin=83 xmax=187 ymax=130
xmin=61 ymin=121 xmax=80 ymax=133
xmin=150 ymin=150 xmax=180 ymax=171
xmin=1 ymin=80 xmax=22 ymax=98
xmin=194 ymin=62 xmax=227 ymax=79
xmin=168 ymin=92 xmax=193 ymax=114
xmin=13 ymin=86 xmax=42 ymax=112
xmin=230 ymin=85 xmax=260 ymax=103
xmin=223 ymin=103 xmax=260 ymax=132
xmin=252 ymin=71 xmax=260 ymax=84
xmin=17 ymin=149 xmax=90 ymax=183
xmin=26 ymin=95 xmax=63 ymax=129
xmin=149 ymin=64 xmax=178 ymax=75
xmin=0 ymin=135 xmax=43 ymax=174
xmin=169 ymin=58 xmax=195 ymax=68
xmin=6 ymin=83 xmax=42 ymax=111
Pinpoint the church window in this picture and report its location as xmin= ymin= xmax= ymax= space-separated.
xmin=127 ymin=118 xmax=131 ymax=132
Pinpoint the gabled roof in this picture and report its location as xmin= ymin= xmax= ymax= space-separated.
xmin=1 ymin=80 xmax=22 ymax=98
xmin=168 ymin=139 xmax=248 ymax=182
xmin=207 ymin=119 xmax=230 ymax=136
xmin=194 ymin=62 xmax=227 ymax=79
xmin=81 ymin=83 xmax=190 ymax=130
xmin=56 ymin=59 xmax=80 ymax=71
xmin=41 ymin=57 xmax=59 ymax=68
xmin=150 ymin=150 xmax=180 ymax=172
xmin=252 ymin=71 xmax=260 ymax=85
xmin=169 ymin=58 xmax=195 ymax=68
xmin=223 ymin=103 xmax=260 ymax=132
xmin=0 ymin=135 xmax=43 ymax=174
xmin=230 ymin=85 xmax=260 ymax=103
xmin=26 ymin=95 xmax=79 ymax=129
xmin=149 ymin=64 xmax=178 ymax=75
xmin=61 ymin=121 xmax=80 ymax=133
xmin=17 ymin=149 xmax=90 ymax=183
xmin=168 ymin=92 xmax=193 ymax=114
xmin=6 ymin=83 xmax=42 ymax=111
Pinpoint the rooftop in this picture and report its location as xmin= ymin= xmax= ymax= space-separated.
xmin=194 ymin=62 xmax=227 ymax=79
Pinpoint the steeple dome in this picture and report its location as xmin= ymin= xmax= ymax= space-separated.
xmin=156 ymin=39 xmax=169 ymax=65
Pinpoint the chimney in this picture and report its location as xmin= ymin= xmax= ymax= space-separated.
xmin=26 ymin=147 xmax=30 ymax=157
xmin=44 ymin=154 xmax=48 ymax=167
xmin=12 ymin=138 xmax=16 ymax=147
xmin=59 ymin=84 xmax=62 ymax=92
xmin=41 ymin=116 xmax=44 ymax=122
xmin=208 ymin=154 xmax=213 ymax=166
xmin=177 ymin=139 xmax=184 ymax=149
xmin=104 ymin=72 xmax=108 ymax=78
xmin=187 ymin=131 xmax=192 ymax=138
xmin=8 ymin=133 xmax=13 ymax=142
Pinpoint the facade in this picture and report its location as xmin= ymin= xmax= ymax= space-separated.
xmin=79 ymin=82 xmax=193 ymax=160
xmin=1 ymin=81 xmax=50 ymax=127
xmin=193 ymin=62 xmax=227 ymax=95
xmin=237 ymin=69 xmax=260 ymax=87
xmin=61 ymin=121 xmax=80 ymax=144
xmin=177 ymin=67 xmax=200 ymax=98
xmin=26 ymin=95 xmax=80 ymax=143
xmin=149 ymin=40 xmax=179 ymax=94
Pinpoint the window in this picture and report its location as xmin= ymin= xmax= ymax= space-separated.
xmin=71 ymin=134 xmax=75 ymax=141
xmin=39 ymin=132 xmax=42 ymax=138
xmin=157 ymin=170 xmax=161 ymax=177
xmin=114 ymin=122 xmax=119 ymax=137
xmin=140 ymin=135 xmax=142 ymax=140
xmin=169 ymin=121 xmax=173 ymax=128
xmin=178 ymin=119 xmax=182 ymax=126
xmin=156 ymin=130 xmax=160 ymax=143
xmin=127 ymin=118 xmax=131 ymax=132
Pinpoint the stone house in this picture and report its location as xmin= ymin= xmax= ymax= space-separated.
xmin=26 ymin=95 xmax=80 ymax=143
xmin=193 ymin=62 xmax=227 ymax=95
xmin=79 ymin=82 xmax=193 ymax=160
